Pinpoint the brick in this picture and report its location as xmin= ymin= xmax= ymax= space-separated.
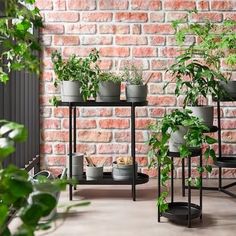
xmin=150 ymin=12 xmax=165 ymax=22
xmin=224 ymin=108 xmax=236 ymax=117
xmin=41 ymin=24 xmax=64 ymax=34
xmin=41 ymin=71 xmax=53 ymax=82
xmin=45 ymin=12 xmax=79 ymax=22
xmin=220 ymin=120 xmax=236 ymax=129
xmin=53 ymin=0 xmax=66 ymax=10
xmin=68 ymin=0 xmax=96 ymax=10
xmin=42 ymin=131 xmax=69 ymax=142
xmin=97 ymin=60 xmax=113 ymax=70
xmin=146 ymin=72 xmax=162 ymax=82
xmin=41 ymin=119 xmax=61 ymax=129
xmin=136 ymin=156 xmax=148 ymax=166
xmin=75 ymin=144 xmax=96 ymax=154
xmin=99 ymin=0 xmax=128 ymax=10
xmin=99 ymin=119 xmax=130 ymax=129
xmin=143 ymin=24 xmax=174 ymax=34
xmin=40 ymin=107 xmax=52 ymax=118
xmin=54 ymin=35 xmax=80 ymax=46
xmin=132 ymin=24 xmax=141 ymax=34
xmin=197 ymin=1 xmax=209 ymax=10
xmin=53 ymin=143 xmax=66 ymax=154
xmin=88 ymin=156 xmax=113 ymax=166
xmin=81 ymin=12 xmax=112 ymax=22
xmin=46 ymin=156 xmax=66 ymax=166
xmin=150 ymin=36 xmax=165 ymax=45
xmin=160 ymin=47 xmax=182 ymax=57
xmin=211 ymin=1 xmax=235 ymax=11
xmin=114 ymin=131 xmax=148 ymax=142
xmin=149 ymin=108 xmax=166 ymax=117
xmin=63 ymin=47 xmax=94 ymax=57
xmin=191 ymin=13 xmax=223 ymax=22
xmin=222 ymin=131 xmax=236 ymax=142
xmin=166 ymin=12 xmax=187 ymax=22
xmin=163 ymin=0 xmax=196 ymax=10
xmin=62 ymin=119 xmax=97 ymax=129
xmin=119 ymin=60 xmax=149 ymax=70
xmin=115 ymin=12 xmax=148 ymax=22
xmin=100 ymin=47 xmax=130 ymax=57
xmin=136 ymin=118 xmax=155 ymax=129
xmin=81 ymin=108 xmax=112 ymax=117
xmin=133 ymin=47 xmax=157 ymax=57
xmin=78 ymin=131 xmax=112 ymax=142
xmin=40 ymin=144 xmax=52 ymax=154
xmin=149 ymin=83 xmax=164 ymax=94
xmin=131 ymin=0 xmax=161 ymax=10
xmin=54 ymin=107 xmax=79 ymax=118
xmin=167 ymin=35 xmax=195 ymax=46
xmin=98 ymin=144 xmax=128 ymax=154
xmin=135 ymin=143 xmax=149 ymax=154
xmin=36 ymin=0 xmax=53 ymax=10
xmin=115 ymin=36 xmax=147 ymax=45
xmin=141 ymin=167 xmax=157 ymax=177
xmin=65 ymin=24 xmax=96 ymax=34
xmin=40 ymin=35 xmax=52 ymax=46
xmin=99 ymin=25 xmax=130 ymax=34
xmin=148 ymin=95 xmax=176 ymax=106
xmin=224 ymin=13 xmax=236 ymax=21
xmin=81 ymin=36 xmax=112 ymax=45
xmin=151 ymin=59 xmax=169 ymax=70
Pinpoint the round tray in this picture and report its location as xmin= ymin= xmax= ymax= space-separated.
xmin=215 ymin=157 xmax=236 ymax=168
xmin=161 ymin=202 xmax=201 ymax=221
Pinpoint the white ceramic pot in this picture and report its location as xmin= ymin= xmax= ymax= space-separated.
xmin=86 ymin=166 xmax=103 ymax=180
xmin=66 ymin=153 xmax=84 ymax=180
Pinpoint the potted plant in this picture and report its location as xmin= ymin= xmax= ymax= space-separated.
xmin=96 ymin=72 xmax=122 ymax=102
xmin=148 ymin=109 xmax=217 ymax=212
xmin=51 ymin=49 xmax=100 ymax=103
xmin=123 ymin=64 xmax=150 ymax=102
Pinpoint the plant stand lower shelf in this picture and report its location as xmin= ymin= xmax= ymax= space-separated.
xmin=78 ymin=172 xmax=149 ymax=185
xmin=158 ymin=149 xmax=203 ymax=228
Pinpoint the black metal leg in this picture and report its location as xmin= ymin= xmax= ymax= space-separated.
xmin=182 ymin=158 xmax=185 ymax=197
xmin=200 ymin=153 xmax=203 ymax=220
xmin=188 ymin=157 xmax=191 ymax=228
xmin=69 ymin=104 xmax=73 ymax=201
xmin=73 ymin=107 xmax=77 ymax=191
xmin=158 ymin=164 xmax=161 ymax=222
xmin=131 ymin=104 xmax=136 ymax=201
xmin=219 ymin=167 xmax=222 ymax=190
xmin=171 ymin=156 xmax=174 ymax=203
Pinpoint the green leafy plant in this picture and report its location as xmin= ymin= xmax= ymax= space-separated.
xmin=148 ymin=109 xmax=217 ymax=212
xmin=99 ymin=72 xmax=122 ymax=83
xmin=51 ymin=49 xmax=100 ymax=101
xmin=0 ymin=0 xmax=43 ymax=84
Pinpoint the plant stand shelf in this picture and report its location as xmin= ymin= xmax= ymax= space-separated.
xmin=158 ymin=149 xmax=203 ymax=228
xmin=58 ymin=100 xmax=149 ymax=201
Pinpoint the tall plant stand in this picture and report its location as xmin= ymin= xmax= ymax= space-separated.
xmin=58 ymin=100 xmax=149 ymax=201
xmin=158 ymin=149 xmax=203 ymax=228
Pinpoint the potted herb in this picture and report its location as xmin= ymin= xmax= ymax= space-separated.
xmin=96 ymin=72 xmax=122 ymax=102
xmin=148 ymin=109 xmax=217 ymax=212
xmin=51 ymin=49 xmax=100 ymax=103
xmin=124 ymin=65 xmax=150 ymax=102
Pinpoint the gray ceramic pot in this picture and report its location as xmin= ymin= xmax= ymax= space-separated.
xmin=219 ymin=81 xmax=236 ymax=100
xmin=66 ymin=153 xmax=84 ymax=180
xmin=61 ymin=81 xmax=83 ymax=102
xmin=125 ymin=84 xmax=147 ymax=102
xmin=86 ymin=166 xmax=103 ymax=180
xmin=169 ymin=126 xmax=188 ymax=152
xmin=96 ymin=81 xmax=121 ymax=102
xmin=186 ymin=106 xmax=214 ymax=127
xmin=112 ymin=162 xmax=138 ymax=180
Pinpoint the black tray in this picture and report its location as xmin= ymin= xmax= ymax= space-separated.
xmin=215 ymin=157 xmax=236 ymax=168
xmin=161 ymin=202 xmax=201 ymax=221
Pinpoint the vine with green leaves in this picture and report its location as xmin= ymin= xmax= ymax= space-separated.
xmin=0 ymin=0 xmax=43 ymax=84
xmin=148 ymin=109 xmax=217 ymax=212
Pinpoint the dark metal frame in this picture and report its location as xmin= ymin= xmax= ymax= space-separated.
xmin=59 ymin=101 xmax=149 ymax=201
xmin=158 ymin=150 xmax=203 ymax=228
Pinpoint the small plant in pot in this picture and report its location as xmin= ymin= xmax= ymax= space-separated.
xmin=51 ymin=49 xmax=100 ymax=104
xmin=123 ymin=65 xmax=150 ymax=102
xmin=148 ymin=109 xmax=217 ymax=212
xmin=96 ymin=72 xmax=122 ymax=102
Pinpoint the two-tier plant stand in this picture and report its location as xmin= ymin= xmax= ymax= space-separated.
xmin=58 ymin=101 xmax=149 ymax=201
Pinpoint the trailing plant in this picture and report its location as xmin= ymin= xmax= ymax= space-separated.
xmin=148 ymin=109 xmax=217 ymax=212
xmin=51 ymin=49 xmax=100 ymax=101
xmin=99 ymin=71 xmax=122 ymax=83
xmin=0 ymin=0 xmax=43 ymax=84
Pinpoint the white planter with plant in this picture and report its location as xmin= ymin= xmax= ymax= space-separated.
xmin=96 ymin=72 xmax=122 ymax=102
xmin=51 ymin=49 xmax=100 ymax=104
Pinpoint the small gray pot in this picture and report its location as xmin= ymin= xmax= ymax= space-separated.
xmin=219 ymin=81 xmax=236 ymax=100
xmin=112 ymin=162 xmax=138 ymax=180
xmin=86 ymin=166 xmax=103 ymax=180
xmin=96 ymin=81 xmax=121 ymax=102
xmin=61 ymin=81 xmax=83 ymax=102
xmin=169 ymin=126 xmax=188 ymax=152
xmin=66 ymin=153 xmax=84 ymax=180
xmin=186 ymin=106 xmax=214 ymax=127
xmin=125 ymin=84 xmax=147 ymax=102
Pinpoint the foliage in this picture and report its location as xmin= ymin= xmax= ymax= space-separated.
xmin=123 ymin=64 xmax=144 ymax=85
xmin=0 ymin=0 xmax=43 ymax=84
xmin=51 ymin=49 xmax=100 ymax=101
xmin=148 ymin=109 xmax=217 ymax=212
xmin=99 ymin=71 xmax=122 ymax=83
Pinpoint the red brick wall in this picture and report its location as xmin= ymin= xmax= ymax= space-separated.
xmin=37 ymin=0 xmax=236 ymax=178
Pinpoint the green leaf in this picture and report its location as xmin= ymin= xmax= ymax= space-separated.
xmin=205 ymin=165 xmax=212 ymax=173
xmin=21 ymin=203 xmax=43 ymax=226
xmin=205 ymin=136 xmax=217 ymax=144
xmin=0 ymin=205 xmax=8 ymax=228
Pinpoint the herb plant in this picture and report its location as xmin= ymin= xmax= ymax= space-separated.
xmin=51 ymin=49 xmax=100 ymax=101
xmin=123 ymin=64 xmax=144 ymax=85
xmin=148 ymin=109 xmax=217 ymax=212
xmin=99 ymin=72 xmax=122 ymax=83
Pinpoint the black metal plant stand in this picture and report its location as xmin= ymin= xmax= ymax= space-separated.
xmin=158 ymin=149 xmax=203 ymax=228
xmin=58 ymin=100 xmax=149 ymax=201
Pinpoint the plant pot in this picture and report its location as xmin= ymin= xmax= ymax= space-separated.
xmin=96 ymin=81 xmax=121 ymax=102
xmin=125 ymin=84 xmax=147 ymax=102
xmin=169 ymin=126 xmax=188 ymax=152
xmin=86 ymin=166 xmax=103 ymax=180
xmin=61 ymin=81 xmax=83 ymax=102
xmin=112 ymin=161 xmax=138 ymax=180
xmin=186 ymin=106 xmax=214 ymax=127
xmin=219 ymin=81 xmax=236 ymax=100
xmin=66 ymin=153 xmax=84 ymax=180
